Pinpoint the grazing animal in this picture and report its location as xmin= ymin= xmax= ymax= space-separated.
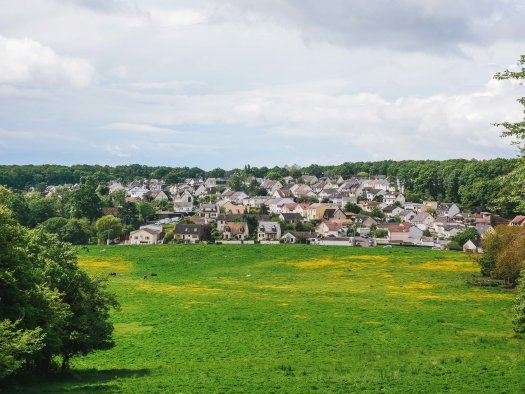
xmin=143 ymin=275 xmax=148 ymax=280
xmin=150 ymin=273 xmax=158 ymax=277
xmin=109 ymin=272 xmax=117 ymax=276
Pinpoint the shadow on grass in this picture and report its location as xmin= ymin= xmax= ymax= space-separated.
xmin=14 ymin=368 xmax=151 ymax=393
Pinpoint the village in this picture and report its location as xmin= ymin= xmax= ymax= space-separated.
xmin=68 ymin=173 xmax=520 ymax=251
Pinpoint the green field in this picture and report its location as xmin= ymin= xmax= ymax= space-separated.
xmin=20 ymin=245 xmax=525 ymax=393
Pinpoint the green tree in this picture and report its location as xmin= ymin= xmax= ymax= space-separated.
xmin=95 ymin=215 xmax=123 ymax=244
xmin=27 ymin=194 xmax=57 ymax=227
xmin=118 ymin=201 xmax=139 ymax=227
xmin=137 ymin=200 xmax=156 ymax=224
xmin=452 ymin=228 xmax=480 ymax=247
xmin=66 ymin=177 xmax=101 ymax=220
xmin=0 ymin=320 xmax=44 ymax=380
xmin=26 ymin=228 xmax=118 ymax=372
xmin=374 ymin=229 xmax=388 ymax=238
xmin=62 ymin=218 xmax=92 ymax=245
xmin=343 ymin=202 xmax=361 ymax=214
xmin=514 ymin=271 xmax=525 ymax=334
xmin=492 ymin=55 xmax=525 ymax=213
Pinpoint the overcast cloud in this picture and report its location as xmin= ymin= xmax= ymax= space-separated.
xmin=0 ymin=0 xmax=523 ymax=169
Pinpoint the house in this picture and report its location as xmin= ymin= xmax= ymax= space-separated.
xmin=205 ymin=178 xmax=227 ymax=188
xmin=173 ymin=224 xmax=210 ymax=243
xmin=108 ymin=181 xmax=125 ymax=193
xmin=322 ymin=208 xmax=346 ymax=221
xmin=383 ymin=192 xmax=405 ymax=206
xmin=127 ymin=186 xmax=149 ymax=199
xmin=476 ymin=224 xmax=495 ymax=239
xmin=262 ymin=180 xmax=283 ymax=193
xmin=382 ymin=205 xmax=404 ymax=218
xmin=216 ymin=213 xmax=239 ymax=231
xmin=273 ymin=189 xmax=294 ymax=199
xmin=509 ymin=215 xmax=525 ymax=226
xmin=293 ymin=203 xmax=310 ymax=218
xmin=193 ymin=184 xmax=208 ymax=196
xmin=434 ymin=223 xmax=464 ymax=238
xmin=280 ymin=203 xmax=298 ymax=214
xmin=173 ymin=201 xmax=194 ymax=213
xmin=222 ymin=202 xmax=247 ymax=215
xmin=362 ymin=178 xmax=391 ymax=191
xmin=410 ymin=211 xmax=435 ymax=227
xmin=200 ymin=203 xmax=219 ymax=221
xmin=222 ymin=222 xmax=249 ymax=240
xmin=316 ymin=221 xmax=343 ymax=237
xmin=353 ymin=215 xmax=377 ymax=228
xmin=423 ymin=201 xmax=438 ymax=211
xmin=301 ymin=175 xmax=318 ymax=184
xmin=318 ymin=237 xmax=353 ymax=246
xmin=404 ymin=202 xmax=425 ymax=212
xmin=144 ymin=190 xmax=169 ymax=202
xmin=257 ymin=221 xmax=281 ymax=241
xmin=129 ymin=225 xmax=163 ymax=245
xmin=282 ymin=231 xmax=312 ymax=244
xmin=174 ymin=190 xmax=194 ymax=205
xmin=361 ymin=187 xmax=385 ymax=201
xmin=437 ymin=203 xmax=460 ymax=218
xmin=243 ymin=196 xmax=270 ymax=209
xmin=378 ymin=222 xmax=422 ymax=244
xmin=267 ymin=198 xmax=294 ymax=214
xmin=463 ymin=240 xmax=478 ymax=253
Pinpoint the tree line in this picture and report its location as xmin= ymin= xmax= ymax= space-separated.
xmin=0 ymin=157 xmax=521 ymax=217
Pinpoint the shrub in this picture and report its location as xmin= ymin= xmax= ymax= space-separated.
xmin=447 ymin=241 xmax=461 ymax=251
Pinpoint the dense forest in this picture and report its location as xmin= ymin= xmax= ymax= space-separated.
xmin=0 ymin=158 xmax=520 ymax=216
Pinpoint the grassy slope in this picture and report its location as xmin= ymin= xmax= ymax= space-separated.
xmin=20 ymin=245 xmax=525 ymax=393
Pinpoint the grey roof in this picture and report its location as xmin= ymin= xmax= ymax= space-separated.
xmin=258 ymin=221 xmax=280 ymax=233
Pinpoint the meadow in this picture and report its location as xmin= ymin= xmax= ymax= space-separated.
xmin=19 ymin=245 xmax=525 ymax=393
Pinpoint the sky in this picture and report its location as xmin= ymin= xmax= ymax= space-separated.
xmin=0 ymin=0 xmax=524 ymax=169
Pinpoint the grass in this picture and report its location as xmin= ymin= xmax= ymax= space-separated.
xmin=17 ymin=245 xmax=525 ymax=393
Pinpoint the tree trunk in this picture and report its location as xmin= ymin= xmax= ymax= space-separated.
xmin=61 ymin=354 xmax=70 ymax=374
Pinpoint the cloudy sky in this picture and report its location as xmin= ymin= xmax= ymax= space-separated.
xmin=0 ymin=0 xmax=524 ymax=169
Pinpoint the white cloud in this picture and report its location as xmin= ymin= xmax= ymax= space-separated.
xmin=103 ymin=122 xmax=179 ymax=134
xmin=0 ymin=34 xmax=96 ymax=87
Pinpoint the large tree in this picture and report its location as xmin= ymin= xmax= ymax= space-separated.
xmin=492 ymin=56 xmax=525 ymax=213
xmin=0 ymin=204 xmax=118 ymax=381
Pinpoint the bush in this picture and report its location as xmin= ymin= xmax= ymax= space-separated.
xmin=513 ymin=271 xmax=525 ymax=334
xmin=478 ymin=225 xmax=525 ymax=284
xmin=447 ymin=241 xmax=462 ymax=251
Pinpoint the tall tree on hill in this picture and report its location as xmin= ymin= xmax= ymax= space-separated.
xmin=492 ymin=55 xmax=525 ymax=213
xmin=492 ymin=55 xmax=525 ymax=335
xmin=66 ymin=176 xmax=101 ymax=220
